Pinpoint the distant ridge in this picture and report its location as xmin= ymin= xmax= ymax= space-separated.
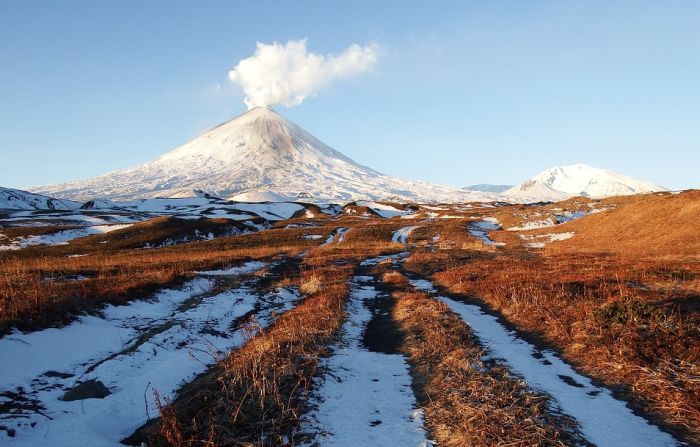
xmin=465 ymin=184 xmax=513 ymax=194
xmin=0 ymin=186 xmax=80 ymax=210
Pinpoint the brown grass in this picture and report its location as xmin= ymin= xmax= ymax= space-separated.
xmin=417 ymin=250 xmax=700 ymax=443
xmin=546 ymin=190 xmax=700 ymax=258
xmin=4 ymin=192 xmax=699 ymax=444
xmin=146 ymin=262 xmax=354 ymax=446
xmin=0 ymin=223 xmax=328 ymax=334
xmin=137 ymin=224 xmax=413 ymax=446
xmin=386 ymin=272 xmax=582 ymax=446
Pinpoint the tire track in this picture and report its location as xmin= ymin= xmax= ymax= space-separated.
xmin=0 ymin=260 xmax=303 ymax=446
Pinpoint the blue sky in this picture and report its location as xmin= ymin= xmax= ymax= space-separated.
xmin=1 ymin=0 xmax=699 ymax=190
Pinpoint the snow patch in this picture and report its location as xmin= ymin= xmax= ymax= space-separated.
xmin=468 ymin=218 xmax=505 ymax=246
xmin=519 ymin=232 xmax=575 ymax=248
xmin=195 ymin=260 xmax=266 ymax=276
xmin=0 ymin=224 xmax=133 ymax=251
xmin=391 ymin=226 xmax=420 ymax=244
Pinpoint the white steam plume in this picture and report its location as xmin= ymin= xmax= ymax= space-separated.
xmin=228 ymin=39 xmax=378 ymax=109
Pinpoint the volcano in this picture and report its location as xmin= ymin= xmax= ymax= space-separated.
xmin=31 ymin=106 xmax=488 ymax=203
xmin=503 ymin=164 xmax=667 ymax=201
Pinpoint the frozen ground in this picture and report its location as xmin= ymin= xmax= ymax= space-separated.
xmin=507 ymin=210 xmax=589 ymax=231
xmin=353 ymin=201 xmax=417 ymax=218
xmin=519 ymin=232 xmax=576 ymax=248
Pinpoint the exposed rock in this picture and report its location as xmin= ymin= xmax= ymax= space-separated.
xmin=61 ymin=380 xmax=111 ymax=401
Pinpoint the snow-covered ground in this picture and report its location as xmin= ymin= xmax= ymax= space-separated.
xmin=1 ymin=197 xmax=317 ymax=229
xmin=353 ymin=201 xmax=416 ymax=218
xmin=506 ymin=210 xmax=588 ymax=231
xmin=391 ymin=226 xmax=420 ymax=244
xmin=337 ymin=227 xmax=351 ymax=242
xmin=0 ymin=187 xmax=80 ymax=211
xmin=409 ymin=278 xmax=680 ymax=447
xmin=519 ymin=232 xmax=575 ymax=248
xmin=195 ymin=261 xmax=266 ymax=276
xmin=0 ymin=261 xmax=302 ymax=446
xmin=0 ymin=224 xmax=133 ymax=251
xmin=1 ymin=213 xmax=135 ymax=225
xmin=301 ymin=234 xmax=324 ymax=240
xmin=302 ymin=270 xmax=429 ymax=446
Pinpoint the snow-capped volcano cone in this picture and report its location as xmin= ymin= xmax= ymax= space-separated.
xmin=30 ymin=107 xmax=490 ymax=203
xmin=158 ymin=106 xmax=370 ymax=172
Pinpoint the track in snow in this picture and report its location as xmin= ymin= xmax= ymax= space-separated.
xmin=301 ymin=256 xmax=429 ymax=446
xmin=391 ymin=226 xmax=420 ymax=244
xmin=0 ymin=260 xmax=302 ymax=446
xmin=321 ymin=227 xmax=351 ymax=246
xmin=467 ymin=218 xmax=504 ymax=246
xmin=409 ymin=277 xmax=681 ymax=447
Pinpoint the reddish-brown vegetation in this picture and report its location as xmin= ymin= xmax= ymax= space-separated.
xmin=0 ymin=223 xmax=330 ymax=334
xmin=385 ymin=271 xmax=582 ymax=446
xmin=408 ymin=251 xmax=700 ymax=443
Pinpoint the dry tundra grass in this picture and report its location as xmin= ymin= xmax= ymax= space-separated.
xmin=135 ymin=223 xmax=414 ymax=445
xmin=2 ymin=191 xmax=699 ymax=444
xmin=383 ymin=271 xmax=583 ymax=446
xmin=0 ymin=223 xmax=330 ymax=334
xmin=143 ymin=263 xmax=354 ymax=446
xmin=412 ymin=251 xmax=700 ymax=443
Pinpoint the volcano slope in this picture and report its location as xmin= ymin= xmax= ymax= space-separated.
xmin=0 ymin=192 xmax=698 ymax=446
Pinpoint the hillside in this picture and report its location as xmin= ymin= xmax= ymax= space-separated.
xmin=0 ymin=186 xmax=80 ymax=211
xmin=544 ymin=190 xmax=700 ymax=257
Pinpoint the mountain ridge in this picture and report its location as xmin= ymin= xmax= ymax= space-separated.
xmin=0 ymin=186 xmax=81 ymax=211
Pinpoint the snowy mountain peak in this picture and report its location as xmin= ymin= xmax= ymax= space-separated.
xmin=157 ymin=105 xmax=361 ymax=168
xmin=29 ymin=109 xmax=491 ymax=203
xmin=504 ymin=164 xmax=666 ymax=201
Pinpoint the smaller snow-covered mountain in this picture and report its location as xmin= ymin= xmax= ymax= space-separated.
xmin=503 ymin=181 xmax=570 ymax=202
xmin=465 ymin=184 xmax=514 ymax=194
xmin=0 ymin=187 xmax=81 ymax=211
xmin=503 ymin=164 xmax=666 ymax=201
